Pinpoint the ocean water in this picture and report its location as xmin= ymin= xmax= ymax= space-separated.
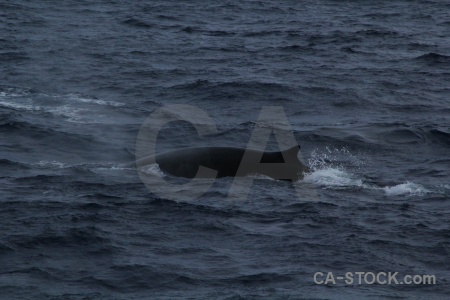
xmin=1 ymin=0 xmax=449 ymax=299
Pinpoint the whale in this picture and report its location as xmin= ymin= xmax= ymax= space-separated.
xmin=134 ymin=145 xmax=310 ymax=181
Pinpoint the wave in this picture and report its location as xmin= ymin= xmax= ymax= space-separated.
xmin=156 ymin=14 xmax=180 ymax=21
xmin=0 ymin=159 xmax=31 ymax=173
xmin=171 ymin=79 xmax=292 ymax=92
xmin=415 ymin=52 xmax=450 ymax=64
xmin=204 ymin=30 xmax=236 ymax=37
xmin=307 ymin=32 xmax=363 ymax=45
xmin=181 ymin=26 xmax=235 ymax=36
xmin=0 ymin=119 xmax=53 ymax=133
xmin=122 ymin=17 xmax=153 ymax=28
xmin=11 ymin=226 xmax=112 ymax=249
xmin=275 ymin=44 xmax=312 ymax=52
xmin=242 ymin=30 xmax=284 ymax=37
xmin=0 ymin=51 xmax=29 ymax=61
xmin=429 ymin=129 xmax=450 ymax=145
xmin=355 ymin=29 xmax=400 ymax=37
xmin=80 ymin=193 xmax=124 ymax=200
xmin=181 ymin=26 xmax=195 ymax=33
xmin=302 ymin=124 xmax=450 ymax=147
xmin=0 ymin=119 xmax=98 ymax=146
xmin=196 ymin=46 xmax=249 ymax=54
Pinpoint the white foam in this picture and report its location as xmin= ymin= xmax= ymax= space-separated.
xmin=308 ymin=146 xmax=366 ymax=171
xmin=35 ymin=161 xmax=69 ymax=169
xmin=303 ymin=147 xmax=366 ymax=188
xmin=0 ymin=100 xmax=114 ymax=124
xmin=1 ymin=89 xmax=124 ymax=123
xmin=34 ymin=161 xmax=133 ymax=172
xmin=0 ymin=101 xmax=38 ymax=111
xmin=139 ymin=163 xmax=165 ymax=177
xmin=67 ymin=94 xmax=124 ymax=107
xmin=303 ymin=168 xmax=364 ymax=188
xmin=383 ymin=182 xmax=429 ymax=196
xmin=247 ymin=173 xmax=276 ymax=181
xmin=0 ymin=89 xmax=32 ymax=98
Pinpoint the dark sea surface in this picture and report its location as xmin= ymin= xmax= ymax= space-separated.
xmin=1 ymin=0 xmax=449 ymax=299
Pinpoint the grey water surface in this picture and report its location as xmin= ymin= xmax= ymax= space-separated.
xmin=1 ymin=1 xmax=449 ymax=299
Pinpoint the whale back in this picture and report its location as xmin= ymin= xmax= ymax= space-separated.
xmin=152 ymin=145 xmax=308 ymax=180
xmin=156 ymin=147 xmax=245 ymax=178
xmin=260 ymin=145 xmax=300 ymax=163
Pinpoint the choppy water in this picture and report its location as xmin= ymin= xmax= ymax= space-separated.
xmin=1 ymin=0 xmax=449 ymax=299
